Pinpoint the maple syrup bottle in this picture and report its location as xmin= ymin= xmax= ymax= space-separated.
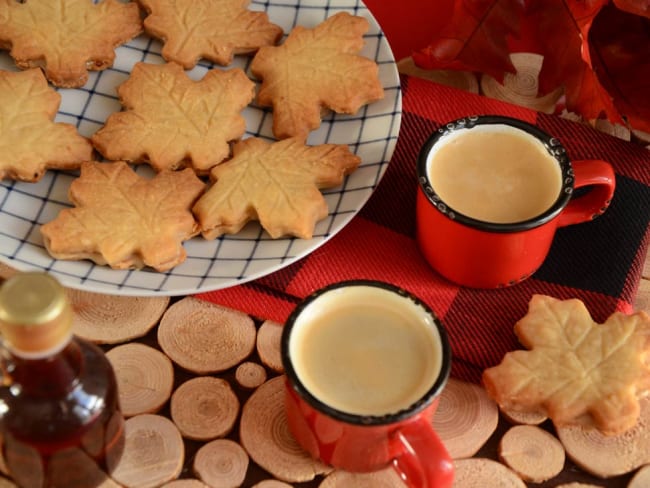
xmin=0 ymin=272 xmax=125 ymax=487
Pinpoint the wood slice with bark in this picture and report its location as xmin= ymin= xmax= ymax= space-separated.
xmin=107 ymin=414 xmax=184 ymax=488
xmin=170 ymin=376 xmax=239 ymax=441
xmin=193 ymin=439 xmax=249 ymax=488
xmin=236 ymin=362 xmax=268 ymax=389
xmin=498 ymin=425 xmax=565 ymax=483
xmin=452 ymin=458 xmax=526 ymax=488
xmin=433 ymin=378 xmax=498 ymax=458
xmin=158 ymin=297 xmax=256 ymax=374
xmin=68 ymin=290 xmax=169 ymax=344
xmin=500 ymin=407 xmax=548 ymax=426
xmin=256 ymin=321 xmax=284 ymax=373
xmin=106 ymin=343 xmax=174 ymax=417
xmin=239 ymin=376 xmax=332 ymax=483
xmin=556 ymin=397 xmax=650 ymax=478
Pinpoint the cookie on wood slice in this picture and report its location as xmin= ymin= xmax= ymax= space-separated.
xmin=0 ymin=0 xmax=141 ymax=88
xmin=0 ymin=69 xmax=93 ymax=182
xmin=68 ymin=289 xmax=169 ymax=344
xmin=137 ymin=0 xmax=282 ymax=68
xmin=193 ymin=137 xmax=360 ymax=240
xmin=452 ymin=458 xmax=526 ymax=488
xmin=193 ymin=439 xmax=249 ymax=488
xmin=239 ymin=376 xmax=332 ymax=483
xmin=498 ymin=425 xmax=565 ymax=483
xmin=107 ymin=414 xmax=185 ymax=488
xmin=432 ymin=378 xmax=498 ymax=459
xmin=106 ymin=343 xmax=174 ymax=417
xmin=170 ymin=377 xmax=239 ymax=441
xmin=251 ymin=12 xmax=384 ymax=140
xmin=41 ymin=162 xmax=205 ymax=272
xmin=158 ymin=297 xmax=256 ymax=374
xmin=556 ymin=397 xmax=650 ymax=478
xmin=91 ymin=62 xmax=254 ymax=173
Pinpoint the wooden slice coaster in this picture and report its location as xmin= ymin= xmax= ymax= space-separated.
xmin=397 ymin=57 xmax=479 ymax=94
xmin=160 ymin=481 xmax=209 ymax=487
xmin=319 ymin=467 xmax=406 ymax=487
xmin=452 ymin=458 xmax=526 ymax=488
xmin=107 ymin=414 xmax=184 ymax=488
xmin=628 ymin=464 xmax=650 ymax=488
xmin=500 ymin=407 xmax=548 ymax=426
xmin=251 ymin=481 xmax=294 ymax=488
xmin=557 ymin=396 xmax=650 ymax=478
xmin=256 ymin=320 xmax=284 ymax=373
xmin=68 ymin=289 xmax=169 ymax=344
xmin=170 ymin=376 xmax=239 ymax=441
xmin=193 ymin=439 xmax=249 ymax=488
xmin=498 ymin=425 xmax=565 ymax=483
xmin=239 ymin=376 xmax=332 ymax=483
xmin=480 ymin=52 xmax=563 ymax=114
xmin=106 ymin=343 xmax=174 ymax=417
xmin=158 ymin=297 xmax=256 ymax=374
xmin=433 ymin=378 xmax=498 ymax=459
xmin=236 ymin=362 xmax=268 ymax=389
xmin=556 ymin=397 xmax=650 ymax=478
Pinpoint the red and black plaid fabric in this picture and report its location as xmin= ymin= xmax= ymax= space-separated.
xmin=198 ymin=75 xmax=650 ymax=383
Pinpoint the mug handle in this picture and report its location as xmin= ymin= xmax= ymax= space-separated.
xmin=557 ymin=159 xmax=616 ymax=228
xmin=391 ymin=418 xmax=454 ymax=488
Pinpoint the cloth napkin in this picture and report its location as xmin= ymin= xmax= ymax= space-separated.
xmin=198 ymin=75 xmax=650 ymax=383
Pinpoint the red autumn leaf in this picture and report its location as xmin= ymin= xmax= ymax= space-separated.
xmin=413 ymin=0 xmax=650 ymax=133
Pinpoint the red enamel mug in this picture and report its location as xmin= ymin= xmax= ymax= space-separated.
xmin=281 ymin=280 xmax=454 ymax=488
xmin=416 ymin=115 xmax=616 ymax=288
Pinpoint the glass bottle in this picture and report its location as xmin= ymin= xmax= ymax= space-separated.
xmin=0 ymin=272 xmax=124 ymax=487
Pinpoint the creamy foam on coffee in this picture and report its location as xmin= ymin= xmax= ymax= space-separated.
xmin=289 ymin=286 xmax=442 ymax=416
xmin=426 ymin=124 xmax=563 ymax=223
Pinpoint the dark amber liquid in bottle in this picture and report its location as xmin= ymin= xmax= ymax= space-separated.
xmin=0 ymin=338 xmax=125 ymax=488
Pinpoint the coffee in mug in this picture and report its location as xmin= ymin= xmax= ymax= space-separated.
xmin=282 ymin=280 xmax=454 ymax=488
xmin=426 ymin=124 xmax=563 ymax=223
xmin=288 ymin=284 xmax=443 ymax=416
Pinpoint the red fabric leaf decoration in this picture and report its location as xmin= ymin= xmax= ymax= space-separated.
xmin=412 ymin=0 xmax=525 ymax=81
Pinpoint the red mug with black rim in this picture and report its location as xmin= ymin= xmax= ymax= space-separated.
xmin=281 ymin=280 xmax=454 ymax=488
xmin=416 ymin=115 xmax=616 ymax=288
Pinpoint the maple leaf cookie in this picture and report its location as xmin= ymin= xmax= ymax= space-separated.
xmin=483 ymin=295 xmax=650 ymax=436
xmin=0 ymin=0 xmax=142 ymax=88
xmin=193 ymin=137 xmax=361 ymax=239
xmin=0 ymin=69 xmax=93 ymax=182
xmin=91 ymin=62 xmax=255 ymax=173
xmin=41 ymin=161 xmax=205 ymax=271
xmin=137 ymin=0 xmax=283 ymax=69
xmin=250 ymin=11 xmax=385 ymax=140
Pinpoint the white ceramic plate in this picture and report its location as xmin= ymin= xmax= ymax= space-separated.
xmin=0 ymin=0 xmax=401 ymax=296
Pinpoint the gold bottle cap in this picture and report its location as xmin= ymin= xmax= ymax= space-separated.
xmin=0 ymin=272 xmax=72 ymax=354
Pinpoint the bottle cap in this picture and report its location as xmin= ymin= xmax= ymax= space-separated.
xmin=0 ymin=272 xmax=72 ymax=354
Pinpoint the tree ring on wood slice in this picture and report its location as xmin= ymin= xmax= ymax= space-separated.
xmin=256 ymin=320 xmax=284 ymax=373
xmin=236 ymin=361 xmax=268 ymax=389
xmin=106 ymin=343 xmax=174 ymax=417
xmin=319 ymin=467 xmax=406 ymax=487
xmin=556 ymin=397 xmax=650 ymax=478
xmin=157 ymin=297 xmax=256 ymax=374
xmin=498 ymin=425 xmax=565 ymax=483
xmin=68 ymin=289 xmax=169 ymax=344
xmin=500 ymin=406 xmax=548 ymax=426
xmin=453 ymin=458 xmax=526 ymax=488
xmin=193 ymin=439 xmax=248 ymax=488
xmin=239 ymin=376 xmax=332 ymax=483
xmin=628 ymin=464 xmax=650 ymax=488
xmin=432 ymin=378 xmax=498 ymax=458
xmin=107 ymin=414 xmax=184 ymax=488
xmin=251 ymin=480 xmax=294 ymax=488
xmin=170 ymin=376 xmax=239 ymax=441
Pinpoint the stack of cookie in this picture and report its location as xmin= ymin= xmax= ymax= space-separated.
xmin=0 ymin=0 xmax=384 ymax=272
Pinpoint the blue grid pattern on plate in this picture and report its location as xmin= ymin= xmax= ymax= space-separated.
xmin=0 ymin=0 xmax=402 ymax=296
